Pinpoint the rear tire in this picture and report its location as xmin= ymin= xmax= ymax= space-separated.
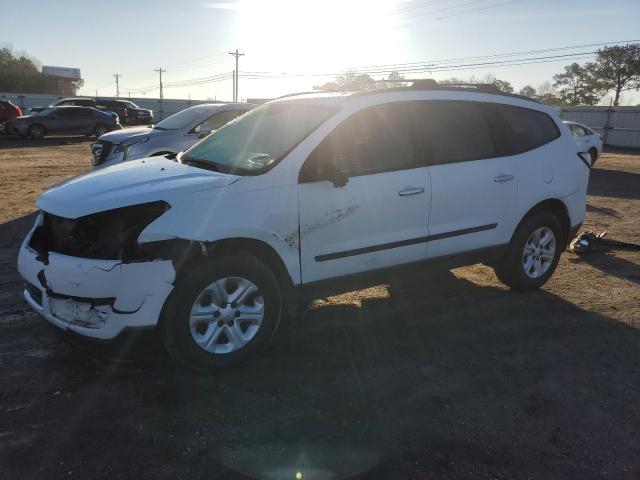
xmin=589 ymin=148 xmax=598 ymax=166
xmin=28 ymin=123 xmax=46 ymax=138
xmin=160 ymin=254 xmax=283 ymax=370
xmin=493 ymin=211 xmax=563 ymax=291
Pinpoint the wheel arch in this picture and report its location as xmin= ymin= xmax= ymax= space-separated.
xmin=157 ymin=236 xmax=296 ymax=290
xmin=516 ymin=198 xmax=571 ymax=246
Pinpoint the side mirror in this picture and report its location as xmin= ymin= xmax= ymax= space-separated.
xmin=197 ymin=130 xmax=211 ymax=139
xmin=328 ymin=155 xmax=348 ymax=188
xmin=299 ymin=148 xmax=349 ymax=188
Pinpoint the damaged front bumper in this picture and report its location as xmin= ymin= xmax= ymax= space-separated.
xmin=17 ymin=221 xmax=175 ymax=340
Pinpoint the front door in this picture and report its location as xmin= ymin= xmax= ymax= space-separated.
xmin=298 ymin=102 xmax=431 ymax=283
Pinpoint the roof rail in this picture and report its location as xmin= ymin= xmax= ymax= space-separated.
xmin=276 ymin=79 xmax=539 ymax=103
xmin=354 ymin=78 xmax=540 ymax=102
xmin=276 ymin=91 xmax=324 ymax=99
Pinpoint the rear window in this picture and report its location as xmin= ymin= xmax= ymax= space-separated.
xmin=484 ymin=104 xmax=560 ymax=156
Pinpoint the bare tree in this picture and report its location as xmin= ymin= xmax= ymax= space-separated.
xmin=586 ymin=44 xmax=640 ymax=106
xmin=518 ymin=85 xmax=537 ymax=98
xmin=535 ymin=81 xmax=564 ymax=106
xmin=440 ymin=73 xmax=513 ymax=92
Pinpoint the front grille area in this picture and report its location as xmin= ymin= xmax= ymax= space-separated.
xmin=29 ymin=212 xmax=117 ymax=259
xmin=91 ymin=140 xmax=112 ymax=165
xmin=28 ymin=203 xmax=169 ymax=261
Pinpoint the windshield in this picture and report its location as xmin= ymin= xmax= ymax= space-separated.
xmin=123 ymin=100 xmax=139 ymax=108
xmin=153 ymin=106 xmax=213 ymax=130
xmin=181 ymin=103 xmax=338 ymax=174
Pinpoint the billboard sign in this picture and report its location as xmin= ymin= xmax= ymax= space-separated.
xmin=42 ymin=66 xmax=82 ymax=80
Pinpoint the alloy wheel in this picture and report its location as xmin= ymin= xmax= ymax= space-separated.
xmin=522 ymin=226 xmax=556 ymax=279
xmin=189 ymin=277 xmax=264 ymax=354
xmin=30 ymin=125 xmax=45 ymax=138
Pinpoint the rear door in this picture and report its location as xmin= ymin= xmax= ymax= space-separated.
xmin=412 ymin=100 xmax=517 ymax=259
xmin=50 ymin=108 xmax=90 ymax=134
xmin=298 ymin=102 xmax=431 ymax=283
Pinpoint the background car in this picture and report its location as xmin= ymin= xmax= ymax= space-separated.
xmin=564 ymin=120 xmax=603 ymax=165
xmin=95 ymin=99 xmax=129 ymax=124
xmin=5 ymin=106 xmax=121 ymax=138
xmin=91 ymin=103 xmax=253 ymax=168
xmin=30 ymin=97 xmax=95 ymax=113
xmin=0 ymin=100 xmax=22 ymax=133
xmin=105 ymin=99 xmax=153 ymax=125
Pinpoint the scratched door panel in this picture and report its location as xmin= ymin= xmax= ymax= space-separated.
xmin=298 ymin=168 xmax=431 ymax=283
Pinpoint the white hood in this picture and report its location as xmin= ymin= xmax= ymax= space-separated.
xmin=38 ymin=158 xmax=240 ymax=218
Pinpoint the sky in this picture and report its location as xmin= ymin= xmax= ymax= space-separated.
xmin=3 ymin=0 xmax=640 ymax=104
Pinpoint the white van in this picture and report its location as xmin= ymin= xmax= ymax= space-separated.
xmin=18 ymin=81 xmax=590 ymax=369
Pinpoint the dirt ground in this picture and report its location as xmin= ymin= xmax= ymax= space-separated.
xmin=0 ymin=136 xmax=639 ymax=479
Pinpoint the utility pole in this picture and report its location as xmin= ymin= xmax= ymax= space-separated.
xmin=113 ymin=73 xmax=121 ymax=98
xmin=154 ymin=68 xmax=166 ymax=101
xmin=228 ymin=49 xmax=244 ymax=102
xmin=232 ymin=69 xmax=236 ymax=102
xmin=154 ymin=67 xmax=166 ymax=120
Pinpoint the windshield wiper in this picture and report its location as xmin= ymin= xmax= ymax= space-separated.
xmin=180 ymin=157 xmax=225 ymax=173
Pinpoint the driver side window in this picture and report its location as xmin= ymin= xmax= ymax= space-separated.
xmin=299 ymin=103 xmax=416 ymax=182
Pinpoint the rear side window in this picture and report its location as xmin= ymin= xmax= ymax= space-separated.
xmin=412 ymin=100 xmax=495 ymax=165
xmin=484 ymin=104 xmax=560 ymax=155
xmin=305 ymin=102 xmax=416 ymax=178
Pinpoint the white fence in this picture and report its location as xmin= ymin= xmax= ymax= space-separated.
xmin=559 ymin=106 xmax=640 ymax=149
xmin=0 ymin=92 xmax=231 ymax=121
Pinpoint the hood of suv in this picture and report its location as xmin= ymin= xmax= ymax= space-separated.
xmin=98 ymin=126 xmax=164 ymax=144
xmin=38 ymin=158 xmax=240 ymax=219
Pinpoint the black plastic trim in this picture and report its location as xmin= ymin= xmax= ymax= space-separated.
xmin=577 ymin=152 xmax=592 ymax=169
xmin=315 ymin=223 xmax=498 ymax=262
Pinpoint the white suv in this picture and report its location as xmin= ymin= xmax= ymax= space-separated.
xmin=18 ymin=82 xmax=590 ymax=370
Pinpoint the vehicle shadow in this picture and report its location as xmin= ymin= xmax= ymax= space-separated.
xmin=587 ymin=167 xmax=640 ymax=200
xmin=568 ymin=251 xmax=640 ymax=286
xmin=586 ymin=203 xmax=620 ymax=218
xmin=1 ymin=264 xmax=639 ymax=478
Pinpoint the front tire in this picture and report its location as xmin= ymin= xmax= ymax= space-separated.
xmin=160 ymin=254 xmax=283 ymax=370
xmin=589 ymin=148 xmax=598 ymax=166
xmin=494 ymin=211 xmax=563 ymax=291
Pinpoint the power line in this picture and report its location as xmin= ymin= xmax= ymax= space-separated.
xmin=393 ymin=0 xmax=496 ymax=24
xmin=393 ymin=0 xmax=522 ymax=28
xmin=235 ymin=39 xmax=638 ymax=79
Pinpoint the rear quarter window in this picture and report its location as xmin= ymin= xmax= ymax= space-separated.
xmin=484 ymin=103 xmax=560 ymax=156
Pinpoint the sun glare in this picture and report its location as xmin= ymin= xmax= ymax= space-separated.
xmin=236 ymin=0 xmax=402 ymax=74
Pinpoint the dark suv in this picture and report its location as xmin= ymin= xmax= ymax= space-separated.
xmin=119 ymin=100 xmax=153 ymax=125
xmin=6 ymin=106 xmax=121 ymax=138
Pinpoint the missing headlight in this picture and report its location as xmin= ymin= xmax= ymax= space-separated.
xmin=29 ymin=201 xmax=170 ymax=262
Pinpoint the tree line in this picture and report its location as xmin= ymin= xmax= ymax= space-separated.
xmin=0 ymin=47 xmax=83 ymax=96
xmin=315 ymin=43 xmax=640 ymax=106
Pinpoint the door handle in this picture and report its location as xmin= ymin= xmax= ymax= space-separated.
xmin=493 ymin=174 xmax=514 ymax=183
xmin=398 ymin=186 xmax=425 ymax=196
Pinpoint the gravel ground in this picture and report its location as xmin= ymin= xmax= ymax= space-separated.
xmin=0 ymin=136 xmax=639 ymax=479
